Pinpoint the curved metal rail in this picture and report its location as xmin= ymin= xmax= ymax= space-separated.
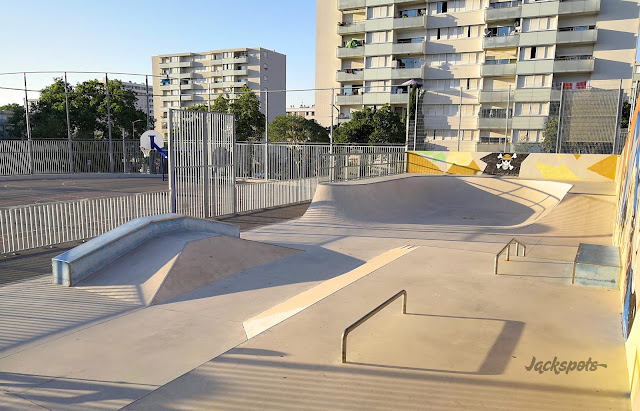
xmin=341 ymin=290 xmax=407 ymax=363
xmin=494 ymin=238 xmax=526 ymax=275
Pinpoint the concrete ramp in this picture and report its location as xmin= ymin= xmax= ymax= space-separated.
xmin=77 ymin=233 xmax=301 ymax=306
xmin=152 ymin=236 xmax=301 ymax=305
xmin=301 ymin=175 xmax=571 ymax=227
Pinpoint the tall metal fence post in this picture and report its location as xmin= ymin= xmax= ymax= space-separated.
xmin=168 ymin=109 xmax=177 ymax=213
xmin=105 ymin=73 xmax=114 ymax=173
xmin=404 ymin=90 xmax=410 ymax=152
xmin=556 ymin=82 xmax=564 ymax=154
xmin=457 ymin=86 xmax=462 ymax=152
xmin=232 ymin=114 xmax=237 ymax=215
xmin=64 ymin=72 xmax=74 ymax=173
xmin=264 ymin=90 xmax=269 ymax=181
xmin=23 ymin=73 xmax=34 ymax=174
xmin=504 ymin=85 xmax=511 ymax=153
xmin=613 ymin=79 xmax=623 ymax=155
xmin=145 ymin=75 xmax=151 ymax=130
xmin=203 ymin=113 xmax=210 ymax=218
xmin=413 ymin=87 xmax=418 ymax=151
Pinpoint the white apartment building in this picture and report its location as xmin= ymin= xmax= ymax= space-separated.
xmin=101 ymin=79 xmax=153 ymax=115
xmin=317 ymin=0 xmax=640 ymax=151
xmin=286 ymin=105 xmax=316 ymax=121
xmin=152 ymin=47 xmax=286 ymax=136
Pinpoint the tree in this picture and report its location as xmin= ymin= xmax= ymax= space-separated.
xmin=370 ymin=105 xmax=405 ymax=144
xmin=0 ymin=103 xmax=26 ymax=139
xmin=622 ymin=100 xmax=631 ymax=129
xmin=212 ymin=94 xmax=230 ymax=114
xmin=334 ymin=105 xmax=405 ymax=144
xmin=268 ymin=115 xmax=329 ymax=143
xmin=230 ymin=85 xmax=265 ymax=141
xmin=540 ymin=116 xmax=559 ymax=153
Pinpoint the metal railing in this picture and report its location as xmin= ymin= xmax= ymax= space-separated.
xmin=0 ymin=191 xmax=170 ymax=255
xmin=320 ymin=152 xmax=407 ymax=182
xmin=341 ymin=290 xmax=407 ymax=364
xmin=235 ymin=177 xmax=323 ymax=213
xmin=494 ymin=238 xmax=527 ymax=275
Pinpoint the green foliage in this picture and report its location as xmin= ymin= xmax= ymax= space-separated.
xmin=1 ymin=78 xmax=149 ymax=140
xmin=622 ymin=100 xmax=631 ymax=129
xmin=212 ymin=94 xmax=230 ymax=114
xmin=540 ymin=116 xmax=559 ymax=153
xmin=268 ymin=115 xmax=329 ymax=143
xmin=230 ymin=85 xmax=265 ymax=141
xmin=0 ymin=103 xmax=27 ymax=139
xmin=334 ymin=105 xmax=405 ymax=144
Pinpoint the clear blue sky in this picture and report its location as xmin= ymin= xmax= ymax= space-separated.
xmin=0 ymin=0 xmax=316 ymax=106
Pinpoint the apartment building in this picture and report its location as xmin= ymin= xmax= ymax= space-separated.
xmin=152 ymin=48 xmax=286 ymax=135
xmin=101 ymin=79 xmax=153 ymax=115
xmin=286 ymin=105 xmax=316 ymax=121
xmin=316 ymin=0 xmax=640 ymax=150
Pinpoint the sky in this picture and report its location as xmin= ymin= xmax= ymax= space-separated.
xmin=0 ymin=0 xmax=316 ymax=106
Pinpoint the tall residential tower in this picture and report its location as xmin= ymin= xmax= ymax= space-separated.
xmin=316 ymin=0 xmax=640 ymax=150
xmin=152 ymin=47 xmax=286 ymax=136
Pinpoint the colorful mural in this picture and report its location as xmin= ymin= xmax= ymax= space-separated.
xmin=614 ymin=101 xmax=640 ymax=404
xmin=408 ymin=151 xmax=618 ymax=182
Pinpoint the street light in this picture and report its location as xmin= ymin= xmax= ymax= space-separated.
xmin=131 ymin=119 xmax=144 ymax=141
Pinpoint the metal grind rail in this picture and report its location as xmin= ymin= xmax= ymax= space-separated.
xmin=341 ymin=290 xmax=407 ymax=363
xmin=494 ymin=238 xmax=527 ymax=275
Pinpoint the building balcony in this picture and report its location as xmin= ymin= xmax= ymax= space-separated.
xmin=485 ymin=1 xmax=522 ymax=22
xmin=521 ymin=1 xmax=560 ymax=18
xmin=558 ymin=0 xmax=600 ymax=15
xmin=392 ymin=42 xmax=426 ymax=55
xmin=222 ymin=81 xmax=248 ymax=88
xmin=337 ymin=21 xmax=366 ymax=35
xmin=481 ymin=62 xmax=517 ymax=77
xmin=516 ymin=59 xmax=555 ymax=75
xmin=482 ymin=34 xmax=519 ymax=49
xmin=518 ymin=30 xmax=558 ymax=47
xmin=478 ymin=90 xmax=513 ymax=103
xmin=365 ymin=43 xmax=393 ymax=56
xmin=180 ymin=95 xmax=194 ymax=101
xmin=514 ymin=88 xmax=561 ymax=102
xmin=479 ymin=117 xmax=512 ymax=130
xmin=337 ymin=46 xmax=365 ymax=58
xmin=556 ymin=28 xmax=598 ymax=45
xmin=337 ymin=0 xmax=365 ymax=10
xmin=390 ymin=92 xmax=410 ymax=105
xmin=391 ymin=66 xmax=423 ymax=79
xmin=221 ymin=69 xmax=248 ymax=76
xmin=512 ymin=116 xmax=547 ymax=129
xmin=336 ymin=69 xmax=364 ymax=82
xmin=393 ymin=14 xmax=427 ymax=30
xmin=175 ymin=73 xmax=194 ymax=79
xmin=553 ymin=56 xmax=595 ymax=73
xmin=159 ymin=61 xmax=193 ymax=68
xmin=212 ymin=56 xmax=248 ymax=65
xmin=335 ymin=93 xmax=363 ymax=106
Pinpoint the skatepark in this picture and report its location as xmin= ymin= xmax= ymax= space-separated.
xmin=0 ymin=170 xmax=627 ymax=410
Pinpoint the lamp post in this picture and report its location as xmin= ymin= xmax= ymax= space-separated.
xmin=132 ymin=119 xmax=144 ymax=141
xmin=128 ymin=119 xmax=144 ymax=174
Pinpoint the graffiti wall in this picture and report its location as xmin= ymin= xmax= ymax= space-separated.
xmin=614 ymin=102 xmax=640 ymax=407
xmin=408 ymin=151 xmax=618 ymax=182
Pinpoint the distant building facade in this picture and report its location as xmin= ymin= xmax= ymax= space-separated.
xmin=152 ymin=47 xmax=286 ymax=136
xmin=286 ymin=105 xmax=316 ymax=121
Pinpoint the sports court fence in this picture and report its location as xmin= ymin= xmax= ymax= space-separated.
xmin=0 ymin=191 xmax=170 ymax=254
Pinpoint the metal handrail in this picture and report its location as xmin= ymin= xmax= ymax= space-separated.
xmin=341 ymin=290 xmax=407 ymax=363
xmin=494 ymin=238 xmax=526 ymax=275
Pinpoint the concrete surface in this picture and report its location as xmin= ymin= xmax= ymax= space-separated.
xmin=0 ymin=174 xmax=627 ymax=410
xmin=0 ymin=177 xmax=168 ymax=208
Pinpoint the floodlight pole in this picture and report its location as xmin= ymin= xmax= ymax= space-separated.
xmin=264 ymin=90 xmax=268 ymax=181
xmin=504 ymin=85 xmax=511 ymax=153
xmin=556 ymin=82 xmax=564 ymax=154
xmin=457 ymin=86 xmax=462 ymax=152
xmin=64 ymin=72 xmax=74 ymax=173
xmin=23 ymin=73 xmax=33 ymax=174
xmin=105 ymin=73 xmax=114 ymax=173
xmin=145 ymin=75 xmax=151 ymax=130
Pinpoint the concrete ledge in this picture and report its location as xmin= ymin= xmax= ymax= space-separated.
xmin=52 ymin=214 xmax=239 ymax=286
xmin=572 ymin=244 xmax=621 ymax=289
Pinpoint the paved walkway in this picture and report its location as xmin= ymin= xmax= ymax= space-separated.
xmin=0 ymin=175 xmax=627 ymax=410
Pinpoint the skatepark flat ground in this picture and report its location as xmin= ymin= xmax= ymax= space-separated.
xmin=0 ymin=176 xmax=168 ymax=207
xmin=0 ymin=174 xmax=628 ymax=410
